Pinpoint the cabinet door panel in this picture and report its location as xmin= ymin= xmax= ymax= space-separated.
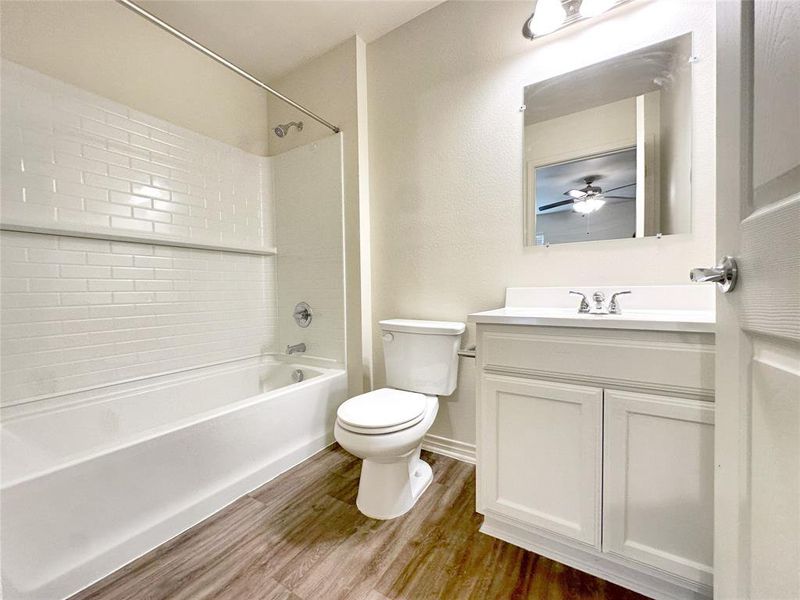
xmin=603 ymin=389 xmax=714 ymax=586
xmin=479 ymin=374 xmax=602 ymax=547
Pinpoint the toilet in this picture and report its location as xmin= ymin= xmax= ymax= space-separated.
xmin=334 ymin=319 xmax=465 ymax=520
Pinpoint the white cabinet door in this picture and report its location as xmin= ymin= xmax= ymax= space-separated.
xmin=479 ymin=374 xmax=602 ymax=547
xmin=603 ymin=389 xmax=715 ymax=587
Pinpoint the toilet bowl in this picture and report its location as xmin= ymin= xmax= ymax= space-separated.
xmin=335 ymin=390 xmax=439 ymax=519
xmin=334 ymin=318 xmax=464 ymax=520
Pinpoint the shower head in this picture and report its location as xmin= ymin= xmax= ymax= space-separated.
xmin=273 ymin=121 xmax=304 ymax=137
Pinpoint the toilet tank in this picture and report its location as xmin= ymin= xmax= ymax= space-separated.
xmin=379 ymin=319 xmax=465 ymax=396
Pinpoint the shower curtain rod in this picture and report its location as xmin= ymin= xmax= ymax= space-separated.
xmin=115 ymin=0 xmax=341 ymax=134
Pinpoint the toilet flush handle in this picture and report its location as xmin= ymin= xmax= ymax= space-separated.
xmin=382 ymin=333 xmax=394 ymax=342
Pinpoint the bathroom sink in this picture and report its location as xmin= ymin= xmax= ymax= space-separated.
xmin=468 ymin=285 xmax=716 ymax=333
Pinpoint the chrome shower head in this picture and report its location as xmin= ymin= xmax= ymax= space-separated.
xmin=273 ymin=121 xmax=303 ymax=137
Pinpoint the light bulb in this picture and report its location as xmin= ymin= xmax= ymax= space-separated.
xmin=573 ymin=197 xmax=606 ymax=214
xmin=579 ymin=0 xmax=615 ymax=18
xmin=530 ymin=0 xmax=567 ymax=36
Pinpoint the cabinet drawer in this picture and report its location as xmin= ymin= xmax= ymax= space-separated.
xmin=479 ymin=324 xmax=715 ymax=397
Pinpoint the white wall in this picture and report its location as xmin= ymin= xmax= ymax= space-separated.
xmin=525 ymin=97 xmax=636 ymax=165
xmin=366 ymin=0 xmax=716 ymax=446
xmin=267 ymin=37 xmax=369 ymax=395
xmin=0 ymin=0 xmax=270 ymax=156
xmin=0 ymin=61 xmax=277 ymax=407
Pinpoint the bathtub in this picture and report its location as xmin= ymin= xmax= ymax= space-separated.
xmin=0 ymin=357 xmax=347 ymax=600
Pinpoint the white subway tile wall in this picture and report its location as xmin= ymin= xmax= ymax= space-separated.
xmin=0 ymin=231 xmax=277 ymax=405
xmin=0 ymin=59 xmax=280 ymax=406
xmin=273 ymin=136 xmax=345 ymax=364
xmin=0 ymin=60 xmax=273 ymax=252
xmin=0 ymin=60 xmax=345 ymax=406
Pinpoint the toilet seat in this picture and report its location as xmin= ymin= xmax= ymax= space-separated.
xmin=337 ymin=388 xmax=430 ymax=435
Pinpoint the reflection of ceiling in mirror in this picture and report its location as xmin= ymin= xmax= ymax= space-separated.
xmin=535 ymin=148 xmax=636 ymax=213
xmin=523 ymin=34 xmax=691 ymax=125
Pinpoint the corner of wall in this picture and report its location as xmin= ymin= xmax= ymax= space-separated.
xmin=355 ymin=35 xmax=374 ymax=393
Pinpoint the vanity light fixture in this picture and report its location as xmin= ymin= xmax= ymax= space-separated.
xmin=526 ymin=0 xmax=567 ymax=37
xmin=522 ymin=0 xmax=633 ymax=40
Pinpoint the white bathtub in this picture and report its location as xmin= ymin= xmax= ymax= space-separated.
xmin=0 ymin=357 xmax=347 ymax=600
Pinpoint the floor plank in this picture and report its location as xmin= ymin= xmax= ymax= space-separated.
xmin=72 ymin=445 xmax=649 ymax=600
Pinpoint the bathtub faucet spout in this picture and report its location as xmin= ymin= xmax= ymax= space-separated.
xmin=286 ymin=343 xmax=306 ymax=355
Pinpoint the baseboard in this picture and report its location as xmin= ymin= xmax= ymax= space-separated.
xmin=480 ymin=514 xmax=712 ymax=600
xmin=422 ymin=433 xmax=476 ymax=464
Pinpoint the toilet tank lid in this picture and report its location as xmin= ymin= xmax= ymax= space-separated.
xmin=379 ymin=319 xmax=465 ymax=335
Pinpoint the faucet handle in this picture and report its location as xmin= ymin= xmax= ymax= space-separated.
xmin=608 ymin=290 xmax=632 ymax=315
xmin=591 ymin=291 xmax=606 ymax=311
xmin=569 ymin=291 xmax=590 ymax=313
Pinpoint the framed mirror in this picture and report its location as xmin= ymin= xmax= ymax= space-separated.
xmin=524 ymin=34 xmax=693 ymax=246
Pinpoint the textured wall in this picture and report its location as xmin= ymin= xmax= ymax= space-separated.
xmin=367 ymin=0 xmax=716 ymax=445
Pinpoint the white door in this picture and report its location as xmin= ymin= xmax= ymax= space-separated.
xmin=714 ymin=2 xmax=800 ymax=598
xmin=603 ymin=389 xmax=715 ymax=588
xmin=478 ymin=374 xmax=602 ymax=547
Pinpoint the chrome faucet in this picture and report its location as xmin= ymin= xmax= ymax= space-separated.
xmin=570 ymin=289 xmax=632 ymax=315
xmin=569 ymin=291 xmax=590 ymax=313
xmin=608 ymin=290 xmax=632 ymax=315
xmin=286 ymin=342 xmax=306 ymax=355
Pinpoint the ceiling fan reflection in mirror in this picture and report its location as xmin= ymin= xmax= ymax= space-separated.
xmin=538 ymin=176 xmax=636 ymax=215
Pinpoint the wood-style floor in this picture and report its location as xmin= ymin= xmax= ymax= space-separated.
xmin=72 ymin=445 xmax=648 ymax=600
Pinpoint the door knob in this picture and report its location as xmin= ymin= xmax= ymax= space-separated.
xmin=690 ymin=256 xmax=738 ymax=293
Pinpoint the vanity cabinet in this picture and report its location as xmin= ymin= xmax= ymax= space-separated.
xmin=479 ymin=375 xmax=602 ymax=547
xmin=603 ymin=390 xmax=714 ymax=588
xmin=474 ymin=323 xmax=715 ymax=600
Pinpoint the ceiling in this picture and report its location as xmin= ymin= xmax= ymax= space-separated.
xmin=136 ymin=0 xmax=444 ymax=83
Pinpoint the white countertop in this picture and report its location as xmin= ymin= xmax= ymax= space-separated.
xmin=468 ymin=307 xmax=716 ymax=333
xmin=468 ymin=285 xmax=716 ymax=333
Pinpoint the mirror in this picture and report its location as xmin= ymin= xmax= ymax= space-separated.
xmin=524 ymin=34 xmax=693 ymax=246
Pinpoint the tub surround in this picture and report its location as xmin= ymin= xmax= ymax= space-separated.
xmin=0 ymin=60 xmax=273 ymax=255
xmin=0 ymin=60 xmax=346 ymax=407
xmin=0 ymin=59 xmax=348 ymax=600
xmin=273 ymin=136 xmax=347 ymax=366
xmin=0 ymin=231 xmax=277 ymax=406
xmin=0 ymin=59 xmax=277 ymax=406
